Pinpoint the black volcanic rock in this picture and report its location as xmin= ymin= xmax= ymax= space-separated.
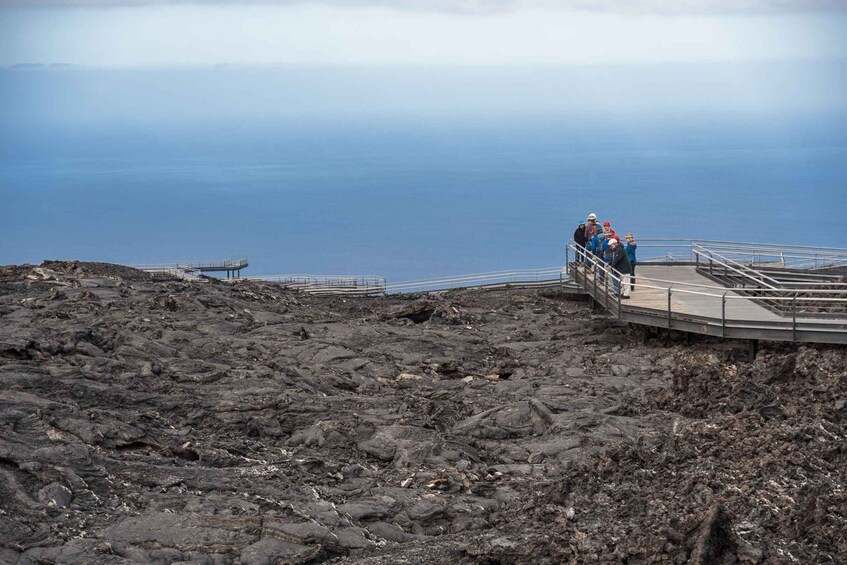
xmin=0 ymin=261 xmax=845 ymax=563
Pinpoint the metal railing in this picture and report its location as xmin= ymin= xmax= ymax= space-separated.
xmin=144 ymin=268 xmax=201 ymax=281
xmin=692 ymin=242 xmax=847 ymax=270
xmin=626 ymin=239 xmax=698 ymax=263
xmin=692 ymin=245 xmax=847 ymax=317
xmin=242 ymin=268 xmax=574 ymax=295
xmin=383 ymin=267 xmax=571 ymax=294
xmin=633 ymin=239 xmax=847 ymax=271
xmin=241 ymin=274 xmax=386 ymax=296
xmin=693 ymin=245 xmax=782 ymax=289
xmin=178 ymin=258 xmax=248 ymax=271
xmin=566 ymin=241 xmax=629 ymax=319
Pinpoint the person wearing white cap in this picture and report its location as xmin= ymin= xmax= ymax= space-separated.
xmin=584 ymin=213 xmax=598 ymax=241
xmin=606 ymin=238 xmax=632 ymax=298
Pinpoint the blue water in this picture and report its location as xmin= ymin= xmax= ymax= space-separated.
xmin=2 ymin=65 xmax=846 ymax=280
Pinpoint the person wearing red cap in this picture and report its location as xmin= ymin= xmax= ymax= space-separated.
xmin=602 ymin=221 xmax=620 ymax=241
xmin=601 ymin=222 xmax=621 ymax=264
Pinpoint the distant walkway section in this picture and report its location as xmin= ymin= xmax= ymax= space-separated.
xmin=137 ymin=257 xmax=248 ymax=280
xmin=242 ymin=268 xmax=578 ymax=296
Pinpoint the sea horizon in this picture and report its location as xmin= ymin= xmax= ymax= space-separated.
xmin=2 ymin=62 xmax=846 ymax=281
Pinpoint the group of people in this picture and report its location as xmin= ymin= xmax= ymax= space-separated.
xmin=572 ymin=213 xmax=637 ymax=298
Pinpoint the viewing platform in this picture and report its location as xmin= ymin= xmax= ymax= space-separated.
xmin=567 ymin=240 xmax=847 ymax=347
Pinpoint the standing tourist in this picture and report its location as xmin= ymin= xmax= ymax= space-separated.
xmin=601 ymin=222 xmax=620 ymax=263
xmin=591 ymin=228 xmax=606 ymax=259
xmin=585 ymin=213 xmax=599 ymax=241
xmin=574 ymin=220 xmax=587 ymax=263
xmin=607 ymin=238 xmax=633 ymax=298
xmin=625 ymin=233 xmax=637 ymax=291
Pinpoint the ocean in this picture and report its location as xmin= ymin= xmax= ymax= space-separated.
xmin=2 ymin=64 xmax=846 ymax=281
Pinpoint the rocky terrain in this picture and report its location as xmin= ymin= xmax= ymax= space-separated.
xmin=1 ymin=261 xmax=845 ymax=564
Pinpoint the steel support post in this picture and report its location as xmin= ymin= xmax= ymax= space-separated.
xmin=721 ymin=292 xmax=727 ymax=338
xmin=667 ymin=288 xmax=672 ymax=330
xmin=792 ymin=294 xmax=798 ymax=341
xmin=618 ymin=283 xmax=622 ymax=320
xmin=748 ymin=339 xmax=759 ymax=363
xmin=593 ymin=265 xmax=598 ymax=303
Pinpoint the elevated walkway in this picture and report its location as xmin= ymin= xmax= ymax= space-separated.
xmin=138 ymin=258 xmax=248 ymax=279
xmin=567 ymin=241 xmax=847 ymax=345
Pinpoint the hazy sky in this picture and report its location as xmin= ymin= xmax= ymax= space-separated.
xmin=2 ymin=1 xmax=847 ymax=67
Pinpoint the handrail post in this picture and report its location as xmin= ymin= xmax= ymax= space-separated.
xmin=565 ymin=244 xmax=570 ymax=275
xmin=593 ymin=261 xmax=598 ymax=300
xmin=604 ymin=267 xmax=609 ymax=307
xmin=617 ymin=277 xmax=622 ymax=320
xmin=667 ymin=287 xmax=672 ymax=330
xmin=792 ymin=293 xmax=798 ymax=341
xmin=721 ymin=292 xmax=727 ymax=337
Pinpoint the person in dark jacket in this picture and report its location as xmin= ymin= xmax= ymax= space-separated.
xmin=607 ymin=238 xmax=632 ymax=297
xmin=573 ymin=220 xmax=587 ymax=263
xmin=602 ymin=229 xmax=620 ymax=263
xmin=624 ymin=233 xmax=637 ymax=291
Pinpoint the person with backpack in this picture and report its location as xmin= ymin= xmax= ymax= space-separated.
xmin=590 ymin=228 xmax=606 ymax=259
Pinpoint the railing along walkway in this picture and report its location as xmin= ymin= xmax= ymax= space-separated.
xmin=243 ymin=268 xmax=578 ymax=296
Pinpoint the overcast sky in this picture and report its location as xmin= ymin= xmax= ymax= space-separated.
xmin=2 ymin=0 xmax=847 ymax=67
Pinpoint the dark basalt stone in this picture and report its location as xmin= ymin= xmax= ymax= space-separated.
xmin=0 ymin=262 xmax=844 ymax=564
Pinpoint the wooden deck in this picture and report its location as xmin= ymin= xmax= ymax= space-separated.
xmin=631 ymin=266 xmax=783 ymax=322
